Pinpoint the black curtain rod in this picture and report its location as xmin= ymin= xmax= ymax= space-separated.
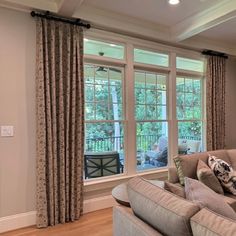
xmin=202 ymin=50 xmax=228 ymax=59
xmin=31 ymin=11 xmax=91 ymax=29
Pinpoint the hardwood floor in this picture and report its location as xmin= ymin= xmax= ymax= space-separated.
xmin=1 ymin=208 xmax=113 ymax=236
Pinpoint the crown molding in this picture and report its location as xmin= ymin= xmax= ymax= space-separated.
xmin=76 ymin=5 xmax=236 ymax=56
xmin=74 ymin=5 xmax=171 ymax=42
xmin=1 ymin=1 xmax=236 ymax=55
xmin=0 ymin=0 xmax=57 ymax=12
xmin=57 ymin=0 xmax=84 ymax=16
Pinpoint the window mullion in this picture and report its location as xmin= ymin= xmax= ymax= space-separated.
xmin=169 ymin=52 xmax=178 ymax=166
xmin=125 ymin=42 xmax=136 ymax=175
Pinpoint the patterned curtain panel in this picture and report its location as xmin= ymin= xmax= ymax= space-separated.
xmin=206 ymin=55 xmax=226 ymax=151
xmin=35 ymin=18 xmax=84 ymax=228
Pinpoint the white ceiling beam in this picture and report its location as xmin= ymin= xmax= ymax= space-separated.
xmin=171 ymin=0 xmax=236 ymax=42
xmin=57 ymin=0 xmax=84 ymax=17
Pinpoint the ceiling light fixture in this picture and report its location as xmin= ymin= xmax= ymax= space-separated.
xmin=168 ymin=0 xmax=180 ymax=5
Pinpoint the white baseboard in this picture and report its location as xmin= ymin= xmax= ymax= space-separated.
xmin=84 ymin=195 xmax=118 ymax=213
xmin=0 ymin=195 xmax=117 ymax=233
xmin=0 ymin=211 xmax=36 ymax=234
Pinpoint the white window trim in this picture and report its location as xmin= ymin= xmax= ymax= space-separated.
xmin=83 ymin=30 xmax=206 ymax=185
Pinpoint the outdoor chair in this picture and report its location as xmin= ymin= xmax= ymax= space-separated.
xmin=84 ymin=151 xmax=122 ymax=179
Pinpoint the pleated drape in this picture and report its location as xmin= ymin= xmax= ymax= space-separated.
xmin=35 ymin=18 xmax=84 ymax=228
xmin=206 ymin=56 xmax=226 ymax=151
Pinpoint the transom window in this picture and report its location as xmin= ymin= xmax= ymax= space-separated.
xmin=134 ymin=48 xmax=169 ymax=67
xmin=84 ymin=38 xmax=125 ymax=60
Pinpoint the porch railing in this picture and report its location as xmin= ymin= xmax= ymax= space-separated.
xmin=85 ymin=135 xmax=201 ymax=152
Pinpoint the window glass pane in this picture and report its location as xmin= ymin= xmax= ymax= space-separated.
xmin=84 ymin=64 xmax=124 ymax=121
xmin=178 ymin=121 xmax=203 ymax=154
xmin=85 ymin=103 xmax=95 ymax=120
xmin=84 ymin=122 xmax=124 ymax=179
xmin=177 ymin=57 xmax=204 ymax=72
xmin=134 ymin=48 xmax=169 ymax=67
xmin=176 ymin=77 xmax=202 ymax=120
xmin=136 ymin=122 xmax=168 ymax=171
xmin=135 ymin=71 xmax=167 ymax=120
xmin=84 ymin=38 xmax=124 ymax=60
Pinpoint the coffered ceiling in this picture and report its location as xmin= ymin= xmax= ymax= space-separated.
xmin=1 ymin=0 xmax=236 ymax=54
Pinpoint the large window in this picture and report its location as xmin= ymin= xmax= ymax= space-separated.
xmin=176 ymin=57 xmax=205 ymax=155
xmin=84 ymin=37 xmax=205 ymax=180
xmin=135 ymin=71 xmax=168 ymax=171
xmin=84 ymin=63 xmax=125 ymax=179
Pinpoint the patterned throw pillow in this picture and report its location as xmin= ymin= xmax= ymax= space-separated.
xmin=208 ymin=155 xmax=236 ymax=195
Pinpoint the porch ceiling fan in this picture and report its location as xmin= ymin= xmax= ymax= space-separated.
xmin=96 ymin=52 xmax=121 ymax=73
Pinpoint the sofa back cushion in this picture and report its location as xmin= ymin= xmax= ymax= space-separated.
xmin=191 ymin=208 xmax=236 ymax=236
xmin=197 ymin=160 xmax=224 ymax=194
xmin=174 ymin=150 xmax=231 ymax=185
xmin=127 ymin=177 xmax=200 ymax=236
xmin=227 ymin=149 xmax=236 ymax=170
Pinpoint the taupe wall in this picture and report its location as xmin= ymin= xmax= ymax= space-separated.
xmin=0 ymin=8 xmax=36 ymax=217
xmin=0 ymin=6 xmax=236 ymax=219
xmin=225 ymin=57 xmax=236 ymax=149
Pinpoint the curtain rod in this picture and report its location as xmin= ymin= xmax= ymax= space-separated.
xmin=31 ymin=11 xmax=91 ymax=29
xmin=202 ymin=50 xmax=228 ymax=59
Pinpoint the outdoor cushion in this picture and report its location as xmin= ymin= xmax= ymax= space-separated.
xmin=127 ymin=177 xmax=200 ymax=236
xmin=191 ymin=208 xmax=236 ymax=236
xmin=196 ymin=160 xmax=224 ymax=194
xmin=208 ymin=155 xmax=236 ymax=195
xmin=184 ymin=177 xmax=236 ymax=220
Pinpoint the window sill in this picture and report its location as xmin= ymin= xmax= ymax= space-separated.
xmin=83 ymin=168 xmax=168 ymax=194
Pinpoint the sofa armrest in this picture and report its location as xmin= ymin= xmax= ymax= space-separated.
xmin=191 ymin=208 xmax=236 ymax=236
xmin=113 ymin=206 xmax=163 ymax=236
xmin=168 ymin=166 xmax=179 ymax=183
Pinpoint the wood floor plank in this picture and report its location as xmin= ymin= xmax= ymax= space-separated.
xmin=1 ymin=208 xmax=113 ymax=236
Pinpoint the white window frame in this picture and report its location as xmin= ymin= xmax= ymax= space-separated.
xmin=83 ymin=29 xmax=206 ymax=185
xmin=175 ymin=55 xmax=206 ymax=153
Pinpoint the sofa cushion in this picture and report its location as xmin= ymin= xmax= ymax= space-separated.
xmin=208 ymin=155 xmax=236 ymax=195
xmin=127 ymin=177 xmax=200 ymax=236
xmin=197 ymin=160 xmax=224 ymax=194
xmin=222 ymin=195 xmax=236 ymax=212
xmin=227 ymin=149 xmax=236 ymax=170
xmin=191 ymin=208 xmax=236 ymax=236
xmin=184 ymin=177 xmax=236 ymax=220
xmin=113 ymin=206 xmax=163 ymax=236
xmin=174 ymin=150 xmax=231 ymax=185
xmin=164 ymin=181 xmax=185 ymax=198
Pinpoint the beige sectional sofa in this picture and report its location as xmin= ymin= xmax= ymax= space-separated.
xmin=113 ymin=149 xmax=236 ymax=236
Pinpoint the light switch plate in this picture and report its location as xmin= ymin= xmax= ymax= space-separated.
xmin=1 ymin=126 xmax=14 ymax=137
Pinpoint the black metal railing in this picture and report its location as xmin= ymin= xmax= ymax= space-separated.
xmin=85 ymin=135 xmax=201 ymax=152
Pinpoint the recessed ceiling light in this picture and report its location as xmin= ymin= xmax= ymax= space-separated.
xmin=169 ymin=0 xmax=180 ymax=5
